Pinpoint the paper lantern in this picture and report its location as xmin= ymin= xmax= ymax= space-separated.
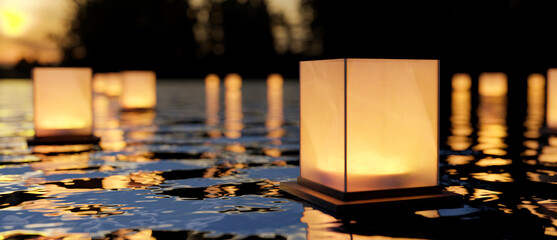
xmin=281 ymin=59 xmax=459 ymax=213
xmin=29 ymin=67 xmax=99 ymax=145
xmin=479 ymin=73 xmax=507 ymax=97
xmin=120 ymin=71 xmax=157 ymax=110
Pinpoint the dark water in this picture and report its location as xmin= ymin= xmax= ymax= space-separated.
xmin=0 ymin=77 xmax=556 ymax=239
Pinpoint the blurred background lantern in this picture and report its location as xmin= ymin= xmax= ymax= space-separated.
xmin=120 ymin=71 xmax=156 ymax=110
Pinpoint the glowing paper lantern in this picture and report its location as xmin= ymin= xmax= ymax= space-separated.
xmin=29 ymin=67 xmax=99 ymax=145
xmin=479 ymin=73 xmax=507 ymax=97
xmin=120 ymin=71 xmax=157 ymax=110
xmin=281 ymin=59 xmax=459 ymax=213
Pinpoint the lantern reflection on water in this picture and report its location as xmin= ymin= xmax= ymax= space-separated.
xmin=29 ymin=67 xmax=99 ymax=145
xmin=281 ymin=59 xmax=459 ymax=213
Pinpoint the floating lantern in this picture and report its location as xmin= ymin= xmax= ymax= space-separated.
xmin=29 ymin=67 xmax=99 ymax=145
xmin=475 ymin=73 xmax=507 ymax=156
xmin=479 ymin=72 xmax=507 ymax=97
xmin=205 ymin=74 xmax=220 ymax=123
xmin=525 ymin=73 xmax=544 ymax=138
xmin=105 ymin=73 xmax=123 ymax=97
xmin=205 ymin=74 xmax=221 ymax=138
xmin=224 ymin=73 xmax=243 ymax=139
xmin=93 ymin=73 xmax=107 ymax=93
xmin=448 ymin=73 xmax=473 ymax=151
xmin=120 ymin=71 xmax=157 ymax=110
xmin=547 ymin=69 xmax=557 ymax=129
xmin=281 ymin=59 xmax=459 ymax=214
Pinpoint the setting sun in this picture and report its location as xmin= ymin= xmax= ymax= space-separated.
xmin=0 ymin=8 xmax=29 ymax=37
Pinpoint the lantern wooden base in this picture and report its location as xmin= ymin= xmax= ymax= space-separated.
xmin=27 ymin=135 xmax=100 ymax=146
xmin=280 ymin=180 xmax=462 ymax=216
xmin=540 ymin=127 xmax=557 ymax=136
xmin=121 ymin=108 xmax=156 ymax=112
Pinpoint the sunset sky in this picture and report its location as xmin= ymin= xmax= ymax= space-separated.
xmin=0 ymin=0 xmax=305 ymax=69
xmin=0 ymin=0 xmax=78 ymax=68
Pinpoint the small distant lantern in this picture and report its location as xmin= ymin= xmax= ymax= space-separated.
xmin=93 ymin=73 xmax=108 ymax=93
xmin=105 ymin=73 xmax=123 ymax=97
xmin=205 ymin=74 xmax=221 ymax=138
xmin=479 ymin=73 xmax=507 ymax=97
xmin=547 ymin=69 xmax=557 ymax=130
xmin=205 ymin=74 xmax=220 ymax=127
xmin=266 ymin=73 xmax=284 ymax=138
xmin=120 ymin=71 xmax=157 ymax=110
xmin=224 ymin=73 xmax=243 ymax=139
xmin=281 ymin=59 xmax=459 ymax=214
xmin=29 ymin=67 xmax=99 ymax=145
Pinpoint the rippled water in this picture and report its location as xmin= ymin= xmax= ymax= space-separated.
xmin=1 ymin=77 xmax=557 ymax=239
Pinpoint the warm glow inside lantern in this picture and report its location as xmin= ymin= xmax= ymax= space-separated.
xmin=120 ymin=71 xmax=157 ymax=110
xmin=30 ymin=67 xmax=98 ymax=145
xmin=281 ymin=59 xmax=459 ymax=213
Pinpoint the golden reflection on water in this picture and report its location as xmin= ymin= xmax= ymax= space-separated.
xmin=30 ymin=152 xmax=95 ymax=175
xmin=474 ymin=73 xmax=508 ymax=156
xmin=224 ymin=73 xmax=243 ymax=139
xmin=446 ymin=155 xmax=474 ymax=166
xmin=471 ymin=172 xmax=513 ymax=182
xmin=266 ymin=74 xmax=285 ymax=139
xmin=470 ymin=188 xmax=502 ymax=202
xmin=301 ymin=207 xmax=408 ymax=240
xmin=93 ymin=93 xmax=127 ymax=151
xmin=475 ymin=157 xmax=512 ymax=167
xmin=448 ymin=74 xmax=473 ymax=151
xmin=0 ymin=231 xmax=90 ymax=240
